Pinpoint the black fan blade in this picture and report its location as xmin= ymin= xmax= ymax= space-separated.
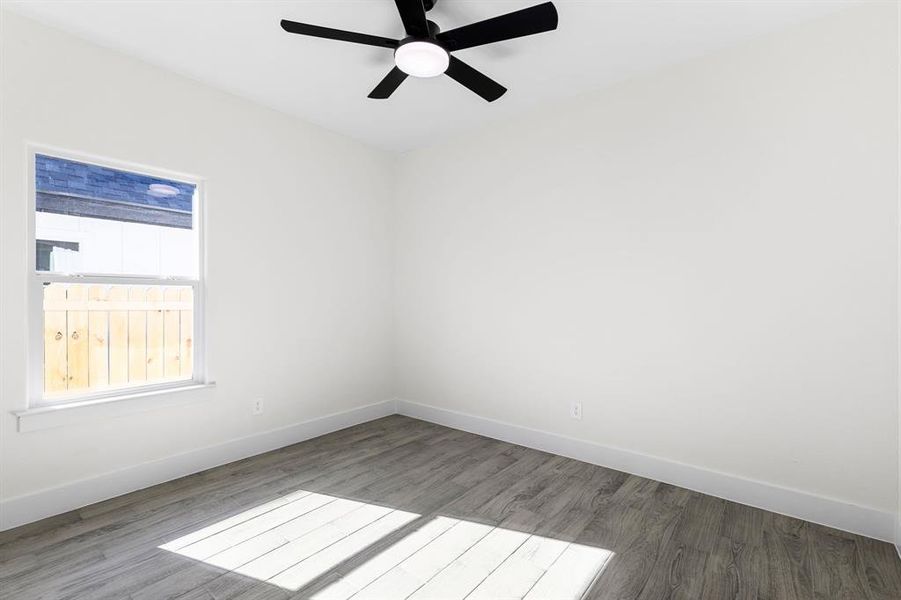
xmin=394 ymin=0 xmax=430 ymax=37
xmin=436 ymin=2 xmax=558 ymax=51
xmin=445 ymin=56 xmax=507 ymax=102
xmin=368 ymin=67 xmax=409 ymax=99
xmin=280 ymin=20 xmax=398 ymax=49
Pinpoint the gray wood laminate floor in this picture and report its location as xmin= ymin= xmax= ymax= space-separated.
xmin=1 ymin=415 xmax=899 ymax=600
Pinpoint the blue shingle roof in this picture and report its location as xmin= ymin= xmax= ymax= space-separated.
xmin=36 ymin=154 xmax=195 ymax=212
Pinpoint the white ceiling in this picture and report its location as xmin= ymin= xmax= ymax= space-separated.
xmin=4 ymin=0 xmax=856 ymax=152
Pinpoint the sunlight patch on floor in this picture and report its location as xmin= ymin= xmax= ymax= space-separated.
xmin=160 ymin=490 xmax=614 ymax=599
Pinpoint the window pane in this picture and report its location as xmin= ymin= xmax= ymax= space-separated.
xmin=36 ymin=239 xmax=80 ymax=272
xmin=35 ymin=155 xmax=197 ymax=277
xmin=43 ymin=283 xmax=194 ymax=398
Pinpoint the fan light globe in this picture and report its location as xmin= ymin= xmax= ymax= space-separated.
xmin=395 ymin=41 xmax=449 ymax=78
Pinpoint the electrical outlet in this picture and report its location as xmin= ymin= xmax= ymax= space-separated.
xmin=570 ymin=401 xmax=582 ymax=420
xmin=252 ymin=398 xmax=264 ymax=416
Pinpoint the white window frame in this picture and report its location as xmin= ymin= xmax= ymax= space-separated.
xmin=25 ymin=144 xmax=208 ymax=410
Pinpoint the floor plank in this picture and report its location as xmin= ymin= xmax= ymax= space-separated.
xmin=0 ymin=415 xmax=897 ymax=600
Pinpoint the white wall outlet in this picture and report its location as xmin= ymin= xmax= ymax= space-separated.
xmin=570 ymin=401 xmax=582 ymax=420
xmin=252 ymin=398 xmax=264 ymax=415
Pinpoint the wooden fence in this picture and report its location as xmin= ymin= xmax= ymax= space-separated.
xmin=43 ymin=283 xmax=194 ymax=396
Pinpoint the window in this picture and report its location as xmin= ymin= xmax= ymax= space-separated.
xmin=36 ymin=240 xmax=80 ymax=272
xmin=28 ymin=149 xmax=205 ymax=407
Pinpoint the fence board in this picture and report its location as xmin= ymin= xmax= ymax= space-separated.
xmin=146 ymin=287 xmax=164 ymax=381
xmin=88 ymin=285 xmax=109 ymax=389
xmin=179 ymin=288 xmax=193 ymax=378
xmin=42 ymin=283 xmax=193 ymax=396
xmin=108 ymin=286 xmax=129 ymax=385
xmin=66 ymin=284 xmax=89 ymax=391
xmin=43 ymin=300 xmax=192 ymax=311
xmin=163 ymin=287 xmax=181 ymax=378
xmin=128 ymin=287 xmax=148 ymax=382
xmin=43 ymin=284 xmax=68 ymax=393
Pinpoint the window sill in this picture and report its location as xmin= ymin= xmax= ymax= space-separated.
xmin=14 ymin=382 xmax=216 ymax=432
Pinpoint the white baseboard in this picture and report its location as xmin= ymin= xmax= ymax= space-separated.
xmin=0 ymin=400 xmax=395 ymax=532
xmin=396 ymin=399 xmax=895 ymax=543
xmin=3 ymin=397 xmax=895 ymax=544
xmin=896 ymin=518 xmax=901 ymax=558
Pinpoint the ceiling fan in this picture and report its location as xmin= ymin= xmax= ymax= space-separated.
xmin=280 ymin=0 xmax=558 ymax=102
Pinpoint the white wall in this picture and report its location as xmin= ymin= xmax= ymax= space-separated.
xmin=2 ymin=3 xmax=899 ymax=540
xmin=394 ymin=1 xmax=899 ymax=520
xmin=1 ymin=11 xmax=394 ymax=501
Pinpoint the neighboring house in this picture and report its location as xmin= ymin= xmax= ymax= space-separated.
xmin=35 ymin=155 xmax=196 ymax=277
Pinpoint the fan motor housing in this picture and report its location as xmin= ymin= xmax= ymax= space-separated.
xmin=399 ymin=21 xmax=443 ymax=45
